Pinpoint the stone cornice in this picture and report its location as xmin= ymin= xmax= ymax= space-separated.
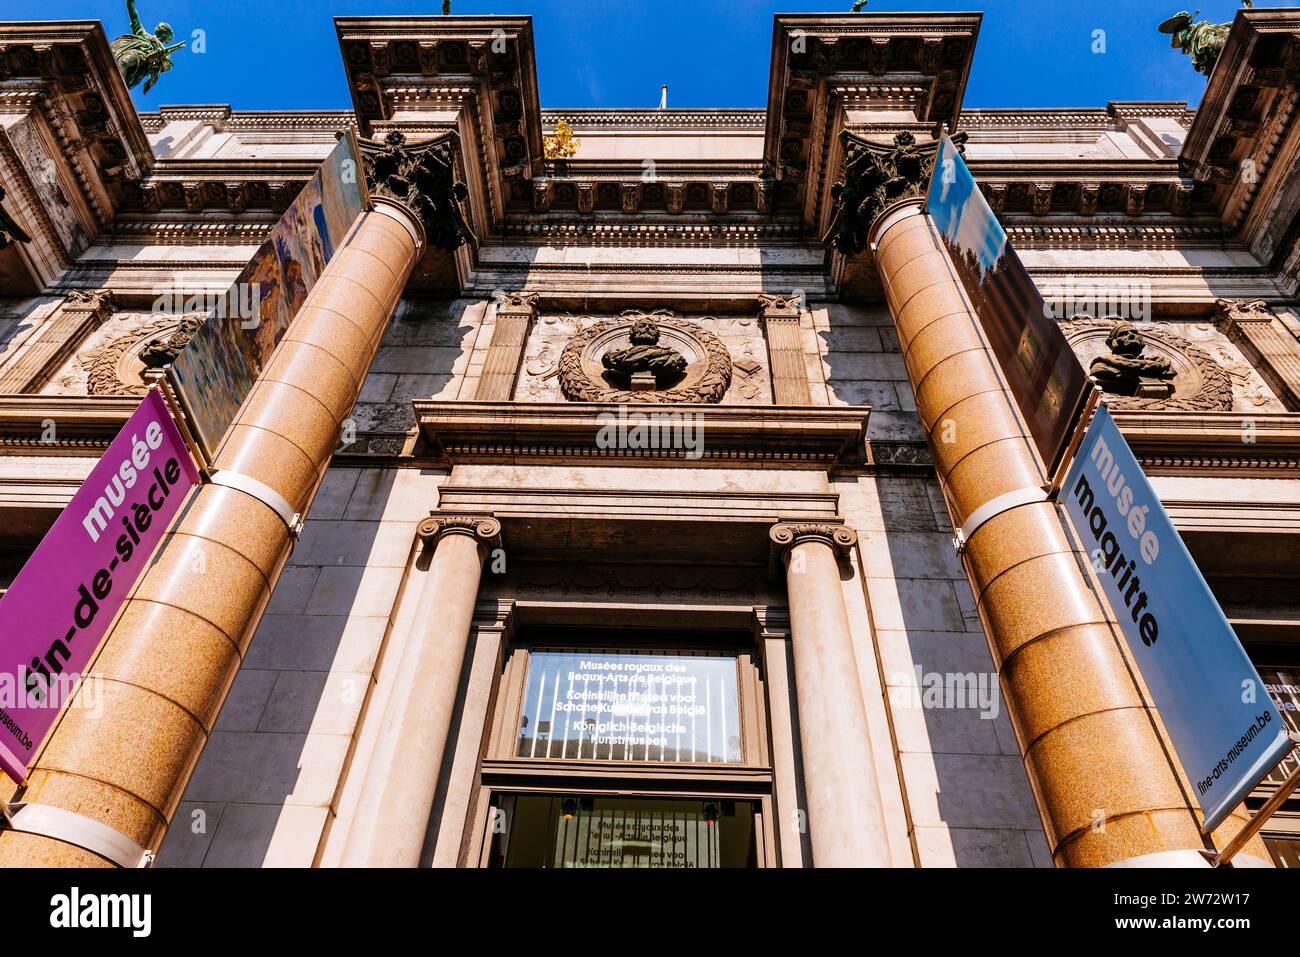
xmin=0 ymin=22 xmax=154 ymax=230
xmin=139 ymin=108 xmax=358 ymax=133
xmin=0 ymin=394 xmax=139 ymax=453
xmin=411 ymin=401 xmax=869 ymax=469
xmin=542 ymin=109 xmax=766 ymax=131
xmin=335 ymin=15 xmax=542 ymax=247
xmin=1111 ymin=410 xmax=1300 ymax=476
xmin=961 ymin=102 xmax=1196 ymax=131
xmin=765 ymin=12 xmax=980 ymax=239
xmin=1180 ymin=8 xmax=1300 ymax=269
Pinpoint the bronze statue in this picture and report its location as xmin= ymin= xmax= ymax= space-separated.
xmin=602 ymin=319 xmax=688 ymax=386
xmin=1089 ymin=322 xmax=1175 ymax=396
xmin=111 ymin=0 xmax=186 ymax=94
xmin=1158 ymin=3 xmax=1252 ymax=78
xmin=0 ymin=185 xmax=32 ymax=250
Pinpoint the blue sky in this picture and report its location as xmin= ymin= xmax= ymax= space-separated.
xmin=32 ymin=0 xmax=1258 ymax=110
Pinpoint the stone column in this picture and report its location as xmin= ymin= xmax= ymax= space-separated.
xmin=340 ymin=514 xmax=500 ymax=867
xmin=0 ymin=200 xmax=423 ymax=868
xmin=759 ymin=294 xmax=812 ymax=406
xmin=769 ymin=522 xmax=891 ymax=867
xmin=1216 ymin=298 xmax=1300 ymax=411
xmin=869 ymin=196 xmax=1269 ymax=867
xmin=0 ymin=130 xmax=472 ymax=867
xmin=475 ymin=292 xmax=536 ymax=400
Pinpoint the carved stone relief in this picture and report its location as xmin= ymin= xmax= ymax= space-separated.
xmin=1061 ymin=316 xmax=1281 ymax=412
xmin=53 ymin=313 xmax=204 ymax=396
xmin=520 ymin=309 xmax=771 ymax=405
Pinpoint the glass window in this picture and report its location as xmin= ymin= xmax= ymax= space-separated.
xmin=490 ymin=794 xmax=757 ymax=869
xmin=516 ymin=650 xmax=742 ymax=763
xmin=1260 ymin=666 xmax=1300 ymax=785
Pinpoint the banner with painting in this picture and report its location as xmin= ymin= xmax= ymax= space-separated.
xmin=168 ymin=132 xmax=369 ymax=461
xmin=924 ymin=135 xmax=1092 ymax=475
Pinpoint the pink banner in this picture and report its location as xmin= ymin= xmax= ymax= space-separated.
xmin=0 ymin=389 xmax=199 ymax=783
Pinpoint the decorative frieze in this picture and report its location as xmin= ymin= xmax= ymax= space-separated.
xmin=1061 ymin=317 xmax=1233 ymax=412
xmin=556 ymin=310 xmax=733 ymax=405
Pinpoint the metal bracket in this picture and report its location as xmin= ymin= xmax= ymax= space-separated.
xmin=0 ymin=802 xmax=153 ymax=868
xmin=952 ymin=486 xmax=1050 ymax=555
xmin=208 ymin=469 xmax=304 ymax=537
xmin=1201 ymin=732 xmax=1300 ymax=868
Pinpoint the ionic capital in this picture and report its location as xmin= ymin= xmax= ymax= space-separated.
xmin=417 ymin=513 xmax=502 ymax=558
xmin=768 ymin=522 xmax=858 ymax=575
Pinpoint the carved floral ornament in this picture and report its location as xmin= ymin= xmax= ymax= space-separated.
xmin=1060 ymin=316 xmax=1232 ymax=411
xmin=558 ymin=309 xmax=734 ymax=404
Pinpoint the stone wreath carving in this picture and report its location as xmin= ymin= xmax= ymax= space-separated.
xmin=1060 ymin=316 xmax=1232 ymax=411
xmin=558 ymin=309 xmax=733 ymax=404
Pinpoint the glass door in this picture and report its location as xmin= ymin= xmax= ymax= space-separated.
xmin=488 ymin=794 xmax=758 ymax=868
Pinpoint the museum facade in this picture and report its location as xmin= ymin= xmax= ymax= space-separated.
xmin=0 ymin=10 xmax=1298 ymax=868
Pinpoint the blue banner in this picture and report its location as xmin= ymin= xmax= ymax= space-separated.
xmin=1061 ymin=406 xmax=1293 ymax=832
xmin=926 ymin=135 xmax=1090 ymax=473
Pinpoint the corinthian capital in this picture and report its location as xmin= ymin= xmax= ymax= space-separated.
xmin=357 ymin=130 xmax=475 ymax=251
xmin=822 ymin=129 xmax=966 ymax=257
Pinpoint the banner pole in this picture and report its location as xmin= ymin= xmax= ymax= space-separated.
xmin=160 ymin=369 xmax=212 ymax=476
xmin=1207 ymin=732 xmax=1300 ymax=868
xmin=1046 ymin=385 xmax=1100 ymax=497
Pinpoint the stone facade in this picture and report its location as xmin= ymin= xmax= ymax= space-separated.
xmin=0 ymin=11 xmax=1298 ymax=869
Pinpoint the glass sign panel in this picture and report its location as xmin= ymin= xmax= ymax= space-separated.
xmin=517 ymin=651 xmax=741 ymax=763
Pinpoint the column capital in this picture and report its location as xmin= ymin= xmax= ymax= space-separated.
xmin=417 ymin=512 xmax=502 ymax=555
xmin=1214 ymin=297 xmax=1276 ymax=330
xmin=357 ymin=130 xmax=475 ymax=252
xmin=769 ymin=522 xmax=858 ymax=574
xmin=757 ymin=293 xmax=801 ymax=321
xmin=824 ymin=130 xmax=965 ymax=256
xmin=494 ymin=291 xmax=539 ymax=319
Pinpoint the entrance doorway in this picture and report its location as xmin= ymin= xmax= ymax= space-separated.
xmin=488 ymin=794 xmax=758 ymax=868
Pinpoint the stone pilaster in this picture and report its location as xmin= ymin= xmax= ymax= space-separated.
xmin=759 ymin=294 xmax=812 ymax=406
xmin=340 ymin=514 xmax=501 ymax=867
xmin=1216 ymin=298 xmax=1300 ymax=411
xmin=769 ymin=522 xmax=891 ymax=867
xmin=475 ymin=292 xmax=537 ymax=401
xmin=0 ymin=290 xmax=112 ymax=394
